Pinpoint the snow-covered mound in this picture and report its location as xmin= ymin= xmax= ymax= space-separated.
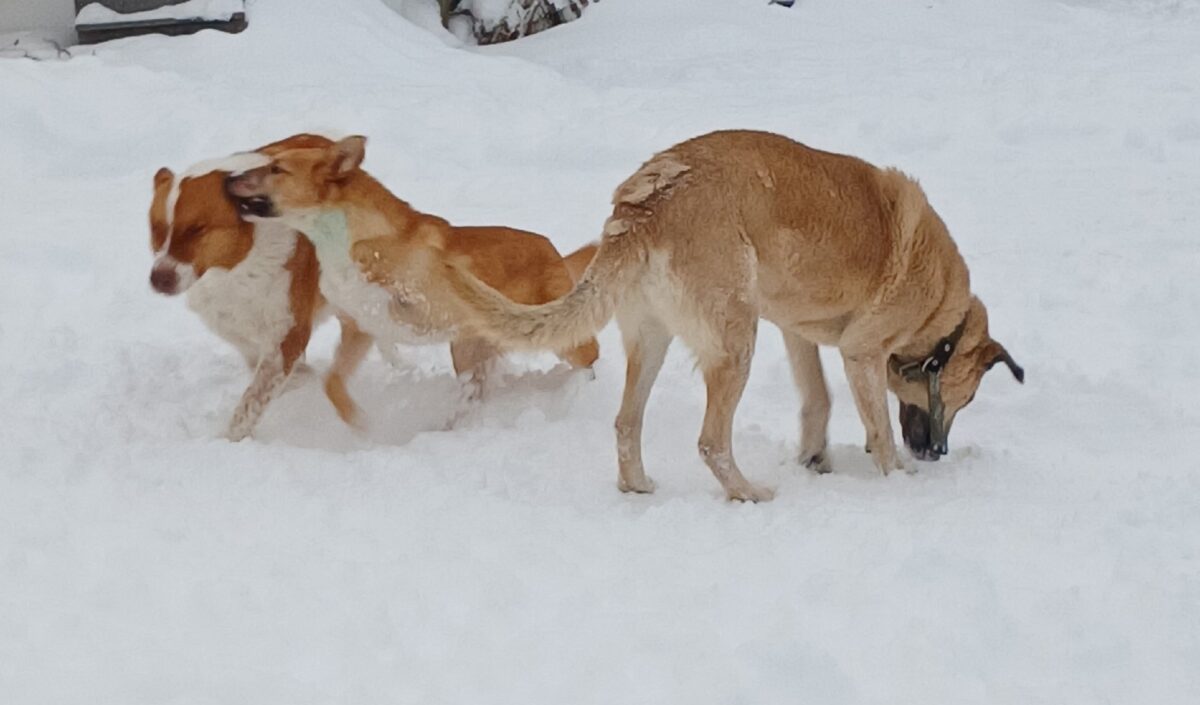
xmin=1 ymin=0 xmax=1197 ymax=702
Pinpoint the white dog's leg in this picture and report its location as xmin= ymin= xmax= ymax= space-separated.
xmin=225 ymin=354 xmax=291 ymax=441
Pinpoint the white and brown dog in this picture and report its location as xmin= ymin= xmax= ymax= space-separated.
xmin=148 ymin=134 xmax=370 ymax=440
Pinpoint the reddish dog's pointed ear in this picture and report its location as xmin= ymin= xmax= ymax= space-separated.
xmin=329 ymin=136 xmax=366 ymax=179
xmin=984 ymin=339 xmax=1024 ymax=384
xmin=154 ymin=167 xmax=174 ymax=189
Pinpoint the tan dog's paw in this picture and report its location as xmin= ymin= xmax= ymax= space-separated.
xmin=873 ymin=448 xmax=908 ymax=476
xmin=801 ymin=450 xmax=832 ymax=474
xmin=726 ymin=484 xmax=774 ymax=503
xmin=618 ymin=476 xmax=657 ymax=494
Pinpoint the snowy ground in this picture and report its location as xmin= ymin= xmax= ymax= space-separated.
xmin=2 ymin=0 xmax=1199 ymax=702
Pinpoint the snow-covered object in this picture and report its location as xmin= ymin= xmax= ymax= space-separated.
xmin=462 ymin=0 xmax=592 ymax=43
xmin=76 ymin=0 xmax=245 ymax=25
xmin=1 ymin=0 xmax=1199 ymax=702
xmin=0 ymin=32 xmax=68 ymax=60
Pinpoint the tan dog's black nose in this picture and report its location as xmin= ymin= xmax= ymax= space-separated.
xmin=150 ymin=266 xmax=178 ymax=294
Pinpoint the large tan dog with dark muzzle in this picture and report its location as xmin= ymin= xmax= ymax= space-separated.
xmin=441 ymin=130 xmax=1024 ymax=502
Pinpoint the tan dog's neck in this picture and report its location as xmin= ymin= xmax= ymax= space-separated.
xmin=889 ymin=210 xmax=973 ymax=361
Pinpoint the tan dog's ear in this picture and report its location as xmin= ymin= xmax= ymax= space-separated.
xmin=329 ymin=136 xmax=366 ymax=179
xmin=154 ymin=167 xmax=174 ymax=189
xmin=983 ymin=339 xmax=1025 ymax=383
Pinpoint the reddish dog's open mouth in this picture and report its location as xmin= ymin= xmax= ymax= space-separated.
xmin=225 ymin=172 xmax=277 ymax=219
xmin=233 ymin=195 xmax=276 ymax=219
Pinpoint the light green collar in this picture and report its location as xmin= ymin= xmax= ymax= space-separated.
xmin=303 ymin=209 xmax=351 ymax=265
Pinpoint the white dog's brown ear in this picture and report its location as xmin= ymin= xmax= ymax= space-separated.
xmin=329 ymin=136 xmax=366 ymax=179
xmin=984 ymin=339 xmax=1024 ymax=384
xmin=154 ymin=167 xmax=174 ymax=189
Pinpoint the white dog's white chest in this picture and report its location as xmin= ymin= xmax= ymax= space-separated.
xmin=186 ymin=226 xmax=298 ymax=362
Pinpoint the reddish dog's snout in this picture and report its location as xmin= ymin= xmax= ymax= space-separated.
xmin=149 ymin=266 xmax=179 ymax=294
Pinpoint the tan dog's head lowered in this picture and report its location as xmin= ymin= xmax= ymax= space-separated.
xmin=887 ymin=297 xmax=1024 ymax=460
xmin=224 ymin=135 xmax=367 ymax=222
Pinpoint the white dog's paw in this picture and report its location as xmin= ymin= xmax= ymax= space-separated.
xmin=224 ymin=425 xmax=252 ymax=443
xmin=726 ymin=483 xmax=775 ymax=503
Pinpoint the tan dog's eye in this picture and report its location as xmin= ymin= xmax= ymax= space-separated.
xmin=270 ymin=164 xmax=287 ymax=175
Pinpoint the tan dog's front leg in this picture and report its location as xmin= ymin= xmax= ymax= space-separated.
xmin=841 ymin=352 xmax=905 ymax=475
xmin=782 ymin=330 xmax=832 ymax=473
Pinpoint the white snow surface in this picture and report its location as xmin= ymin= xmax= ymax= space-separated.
xmin=76 ymin=0 xmax=245 ymax=26
xmin=2 ymin=0 xmax=1199 ymax=702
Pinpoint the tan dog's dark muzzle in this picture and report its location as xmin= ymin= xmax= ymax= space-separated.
xmin=900 ymin=401 xmax=949 ymax=461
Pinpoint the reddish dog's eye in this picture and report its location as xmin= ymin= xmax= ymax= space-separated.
xmin=270 ymin=164 xmax=286 ymax=175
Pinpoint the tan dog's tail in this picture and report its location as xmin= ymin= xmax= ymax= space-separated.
xmin=444 ymin=229 xmax=641 ymax=352
xmin=562 ymin=242 xmax=598 ymax=282
xmin=444 ymin=148 xmax=695 ymax=350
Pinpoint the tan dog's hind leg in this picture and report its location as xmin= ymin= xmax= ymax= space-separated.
xmin=698 ymin=355 xmax=774 ymax=502
xmin=614 ymin=314 xmax=671 ymax=494
xmin=451 ymin=336 xmax=501 ymax=403
xmin=842 ymin=352 xmax=905 ymax=475
xmin=782 ymin=330 xmax=832 ymax=474
xmin=693 ymin=311 xmax=773 ymax=503
xmin=325 ymin=317 xmax=372 ymax=429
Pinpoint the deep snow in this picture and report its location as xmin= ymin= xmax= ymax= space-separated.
xmin=1 ymin=0 xmax=1198 ymax=702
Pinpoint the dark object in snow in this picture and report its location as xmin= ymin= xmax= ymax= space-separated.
xmin=770 ymin=0 xmax=796 ymax=7
xmin=441 ymin=0 xmax=596 ymax=45
xmin=74 ymin=1 xmax=247 ymax=45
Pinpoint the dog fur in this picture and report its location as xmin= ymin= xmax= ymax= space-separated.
xmin=562 ymin=242 xmax=597 ymax=282
xmin=148 ymin=134 xmax=369 ymax=439
xmin=438 ymin=130 xmax=1023 ymax=501
xmin=224 ymin=135 xmax=599 ymax=409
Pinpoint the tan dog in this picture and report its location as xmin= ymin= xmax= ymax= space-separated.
xmin=439 ymin=130 xmax=1023 ymax=501
xmin=148 ymin=134 xmax=372 ymax=439
xmin=224 ymin=135 xmax=599 ymax=412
